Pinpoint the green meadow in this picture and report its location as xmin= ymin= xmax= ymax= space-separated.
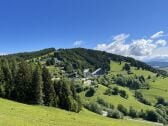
xmin=0 ymin=98 xmax=158 ymax=126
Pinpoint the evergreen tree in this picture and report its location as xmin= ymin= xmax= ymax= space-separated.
xmin=32 ymin=64 xmax=44 ymax=105
xmin=55 ymin=79 xmax=72 ymax=110
xmin=1 ymin=59 xmax=12 ymax=98
xmin=123 ymin=63 xmax=131 ymax=73
xmin=0 ymin=66 xmax=5 ymax=97
xmin=9 ymin=58 xmax=18 ymax=99
xmin=54 ymin=79 xmax=82 ymax=112
xmin=15 ymin=60 xmax=32 ymax=103
xmin=42 ymin=66 xmax=55 ymax=106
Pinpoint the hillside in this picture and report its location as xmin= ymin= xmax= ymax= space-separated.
xmin=0 ymin=48 xmax=55 ymax=60
xmin=160 ymin=67 xmax=168 ymax=72
xmin=54 ymin=48 xmax=167 ymax=76
xmin=0 ymin=48 xmax=168 ymax=125
xmin=0 ymin=98 xmax=160 ymax=126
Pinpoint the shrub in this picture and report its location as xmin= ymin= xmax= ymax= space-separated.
xmin=85 ymin=102 xmax=103 ymax=115
xmin=147 ymin=75 xmax=151 ymax=79
xmin=123 ymin=63 xmax=131 ymax=72
xmin=117 ymin=104 xmax=128 ymax=116
xmin=135 ymin=91 xmax=151 ymax=105
xmin=105 ymin=87 xmax=128 ymax=99
xmin=112 ymin=87 xmax=119 ymax=95
xmin=107 ymin=109 xmax=123 ymax=119
xmin=97 ymin=97 xmax=114 ymax=109
xmin=139 ymin=75 xmax=145 ymax=83
xmin=145 ymin=110 xmax=159 ymax=122
xmin=157 ymin=97 xmax=166 ymax=105
xmin=85 ymin=87 xmax=95 ymax=97
xmin=129 ymin=107 xmax=138 ymax=118
xmin=104 ymin=88 xmax=112 ymax=96
xmin=75 ymin=84 xmax=84 ymax=93
xmin=115 ymin=75 xmax=149 ymax=90
xmin=119 ymin=90 xmax=128 ymax=99
xmin=138 ymin=109 xmax=146 ymax=118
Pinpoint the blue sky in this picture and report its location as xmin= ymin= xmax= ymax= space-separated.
xmin=0 ymin=0 xmax=168 ymax=61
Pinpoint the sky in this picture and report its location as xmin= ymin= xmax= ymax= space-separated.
xmin=1 ymin=0 xmax=168 ymax=61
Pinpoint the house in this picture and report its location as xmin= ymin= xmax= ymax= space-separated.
xmin=92 ymin=68 xmax=102 ymax=76
xmin=83 ymin=68 xmax=103 ymax=78
xmin=83 ymin=69 xmax=91 ymax=78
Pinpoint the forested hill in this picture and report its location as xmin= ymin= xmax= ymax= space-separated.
xmin=0 ymin=47 xmax=167 ymax=76
xmin=54 ymin=48 xmax=167 ymax=76
xmin=0 ymin=48 xmax=56 ymax=60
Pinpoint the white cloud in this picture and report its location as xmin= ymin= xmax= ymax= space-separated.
xmin=129 ymin=39 xmax=156 ymax=56
xmin=74 ymin=40 xmax=83 ymax=47
xmin=113 ymin=34 xmax=130 ymax=43
xmin=95 ymin=34 xmax=129 ymax=55
xmin=155 ymin=39 xmax=167 ymax=46
xmin=94 ymin=31 xmax=168 ymax=61
xmin=151 ymin=31 xmax=165 ymax=39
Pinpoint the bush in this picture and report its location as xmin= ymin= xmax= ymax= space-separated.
xmin=107 ymin=109 xmax=123 ymax=119
xmin=112 ymin=87 xmax=119 ymax=95
xmin=75 ymin=84 xmax=84 ymax=93
xmin=147 ymin=75 xmax=151 ymax=79
xmin=157 ymin=97 xmax=166 ymax=105
xmin=145 ymin=110 xmax=159 ymax=122
xmin=104 ymin=88 xmax=112 ymax=96
xmin=85 ymin=87 xmax=95 ymax=97
xmin=129 ymin=107 xmax=138 ymax=118
xmin=104 ymin=87 xmax=128 ymax=99
xmin=119 ymin=90 xmax=128 ymax=99
xmin=123 ymin=63 xmax=131 ymax=72
xmin=97 ymin=97 xmax=114 ymax=109
xmin=117 ymin=104 xmax=128 ymax=116
xmin=138 ymin=109 xmax=146 ymax=118
xmin=135 ymin=91 xmax=151 ymax=105
xmin=85 ymin=102 xmax=103 ymax=115
xmin=115 ymin=75 xmax=149 ymax=90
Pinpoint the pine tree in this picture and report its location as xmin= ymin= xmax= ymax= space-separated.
xmin=0 ymin=66 xmax=5 ymax=97
xmin=1 ymin=59 xmax=12 ymax=98
xmin=32 ymin=64 xmax=44 ymax=105
xmin=42 ymin=66 xmax=55 ymax=106
xmin=55 ymin=79 xmax=71 ymax=110
xmin=54 ymin=79 xmax=82 ymax=112
xmin=8 ymin=58 xmax=18 ymax=99
xmin=15 ymin=60 xmax=32 ymax=103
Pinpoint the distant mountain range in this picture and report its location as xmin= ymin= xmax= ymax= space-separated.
xmin=147 ymin=61 xmax=168 ymax=68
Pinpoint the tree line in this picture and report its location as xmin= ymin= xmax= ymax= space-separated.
xmin=0 ymin=58 xmax=82 ymax=112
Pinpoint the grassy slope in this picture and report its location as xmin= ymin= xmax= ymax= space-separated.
xmin=159 ymin=67 xmax=168 ymax=72
xmin=140 ymin=77 xmax=168 ymax=104
xmin=0 ymin=98 xmax=157 ymax=126
xmin=110 ymin=61 xmax=168 ymax=106
xmin=80 ymin=84 xmax=153 ymax=111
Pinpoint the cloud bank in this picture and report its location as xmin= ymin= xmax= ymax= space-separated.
xmin=94 ymin=31 xmax=168 ymax=61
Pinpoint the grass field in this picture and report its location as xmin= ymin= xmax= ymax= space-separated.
xmin=159 ymin=67 xmax=168 ymax=72
xmin=110 ymin=61 xmax=156 ymax=78
xmin=80 ymin=84 xmax=153 ymax=111
xmin=140 ymin=77 xmax=168 ymax=104
xmin=0 ymin=98 xmax=159 ymax=126
xmin=109 ymin=61 xmax=168 ymax=106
